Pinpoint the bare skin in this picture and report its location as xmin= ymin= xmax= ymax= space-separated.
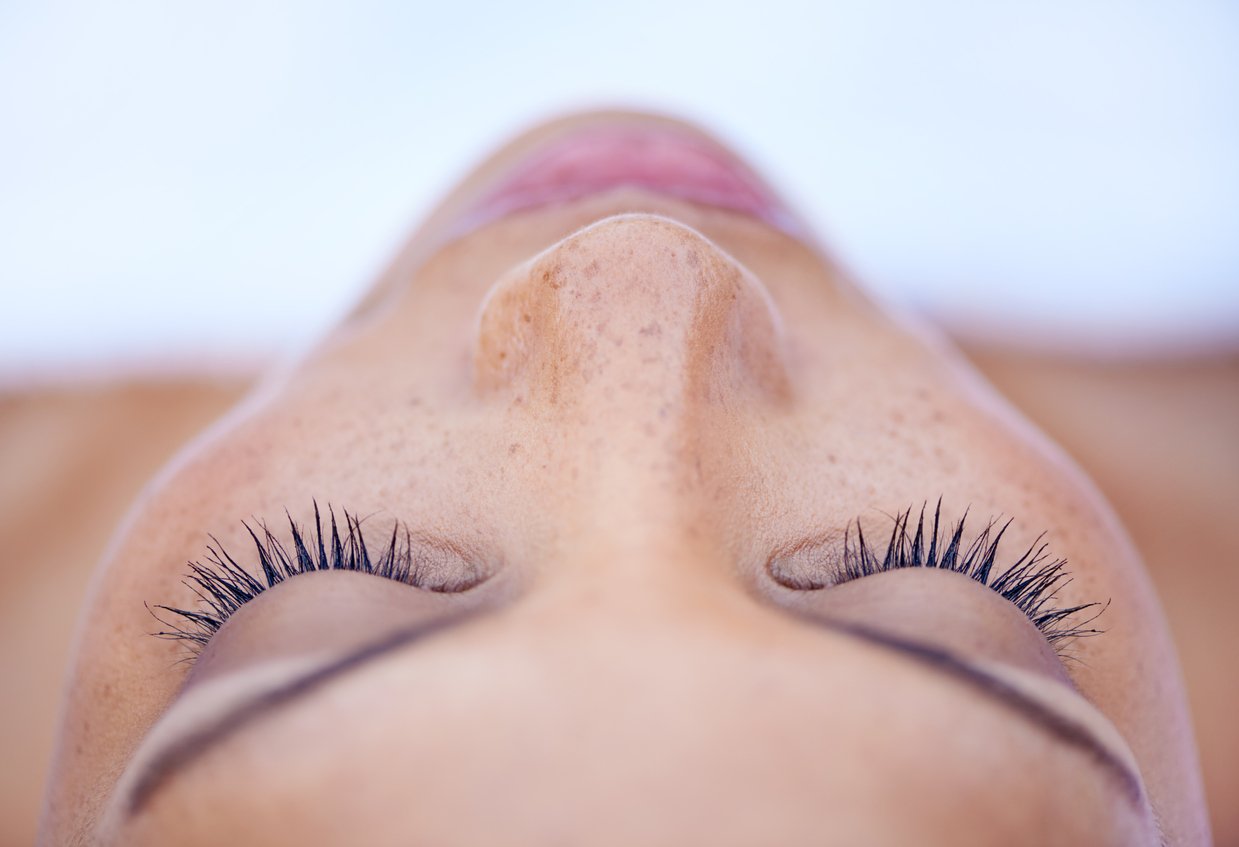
xmin=966 ymin=345 xmax=1239 ymax=845
xmin=26 ymin=112 xmax=1212 ymax=845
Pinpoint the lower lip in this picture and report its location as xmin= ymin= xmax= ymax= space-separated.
xmin=455 ymin=125 xmax=798 ymax=236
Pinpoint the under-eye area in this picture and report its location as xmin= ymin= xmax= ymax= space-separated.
xmin=765 ymin=501 xmax=1107 ymax=654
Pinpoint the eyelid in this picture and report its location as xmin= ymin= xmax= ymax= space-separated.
xmin=765 ymin=501 xmax=1108 ymax=653
xmin=808 ymin=567 xmax=1078 ymax=686
xmin=151 ymin=504 xmax=494 ymax=663
xmin=179 ymin=568 xmax=480 ymax=689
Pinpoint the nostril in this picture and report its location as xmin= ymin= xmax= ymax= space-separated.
xmin=473 ymin=214 xmax=792 ymax=409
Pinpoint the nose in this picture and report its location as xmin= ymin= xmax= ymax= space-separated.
xmin=474 ymin=214 xmax=790 ymax=412
xmin=471 ymin=215 xmax=793 ymax=579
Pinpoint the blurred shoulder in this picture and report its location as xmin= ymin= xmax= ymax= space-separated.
xmin=960 ymin=338 xmax=1239 ymax=845
xmin=0 ymin=373 xmax=249 ymax=847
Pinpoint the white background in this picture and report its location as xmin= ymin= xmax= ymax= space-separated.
xmin=2 ymin=0 xmax=1237 ymax=377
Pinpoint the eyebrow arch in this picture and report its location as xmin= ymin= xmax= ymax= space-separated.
xmin=808 ymin=616 xmax=1145 ymax=805
xmin=127 ymin=611 xmax=477 ymax=815
xmin=126 ymin=608 xmax=1144 ymax=816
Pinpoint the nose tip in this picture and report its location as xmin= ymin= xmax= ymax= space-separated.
xmin=473 ymin=214 xmax=790 ymax=410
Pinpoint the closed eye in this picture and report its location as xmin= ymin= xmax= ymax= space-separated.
xmin=150 ymin=504 xmax=493 ymax=660
xmin=765 ymin=500 xmax=1108 ymax=652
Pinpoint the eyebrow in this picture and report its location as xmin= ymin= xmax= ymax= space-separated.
xmin=126 ymin=609 xmax=1144 ymax=815
xmin=127 ymin=613 xmax=475 ymax=814
xmin=810 ymin=618 xmax=1144 ymax=803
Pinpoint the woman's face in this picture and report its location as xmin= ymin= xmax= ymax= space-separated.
xmin=43 ymin=112 xmax=1207 ymax=846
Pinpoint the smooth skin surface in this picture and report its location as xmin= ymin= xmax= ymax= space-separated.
xmin=40 ymin=112 xmax=1210 ymax=845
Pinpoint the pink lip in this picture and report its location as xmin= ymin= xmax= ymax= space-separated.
xmin=455 ymin=125 xmax=799 ymax=236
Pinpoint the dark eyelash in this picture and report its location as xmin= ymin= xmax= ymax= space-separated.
xmin=836 ymin=501 xmax=1106 ymax=650
xmin=155 ymin=503 xmax=1103 ymax=660
xmin=150 ymin=505 xmax=436 ymax=656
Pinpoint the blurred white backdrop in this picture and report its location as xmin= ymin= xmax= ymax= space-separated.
xmin=2 ymin=0 xmax=1237 ymax=375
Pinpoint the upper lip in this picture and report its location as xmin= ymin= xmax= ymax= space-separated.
xmin=452 ymin=117 xmax=800 ymax=237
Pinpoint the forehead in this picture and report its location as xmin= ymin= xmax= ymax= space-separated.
xmin=115 ymin=612 xmax=1133 ymax=847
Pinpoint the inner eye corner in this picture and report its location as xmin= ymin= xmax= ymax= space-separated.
xmin=401 ymin=535 xmax=503 ymax=594
xmin=419 ymin=558 xmax=499 ymax=594
xmin=764 ymin=531 xmax=847 ymax=592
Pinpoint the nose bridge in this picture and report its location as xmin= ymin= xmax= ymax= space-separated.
xmin=473 ymin=214 xmax=790 ymax=414
xmin=473 ymin=215 xmax=789 ymax=573
xmin=517 ymin=528 xmax=768 ymax=644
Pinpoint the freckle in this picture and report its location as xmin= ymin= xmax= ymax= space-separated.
xmin=508 ymin=443 xmax=522 ymax=455
xmin=522 ymin=313 xmax=532 ymax=323
xmin=499 ymin=351 xmax=507 ymax=360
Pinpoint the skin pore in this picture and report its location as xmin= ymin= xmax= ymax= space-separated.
xmin=40 ymin=112 xmax=1209 ymax=846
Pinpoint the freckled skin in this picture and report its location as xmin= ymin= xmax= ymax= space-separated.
xmin=41 ymin=112 xmax=1209 ymax=846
